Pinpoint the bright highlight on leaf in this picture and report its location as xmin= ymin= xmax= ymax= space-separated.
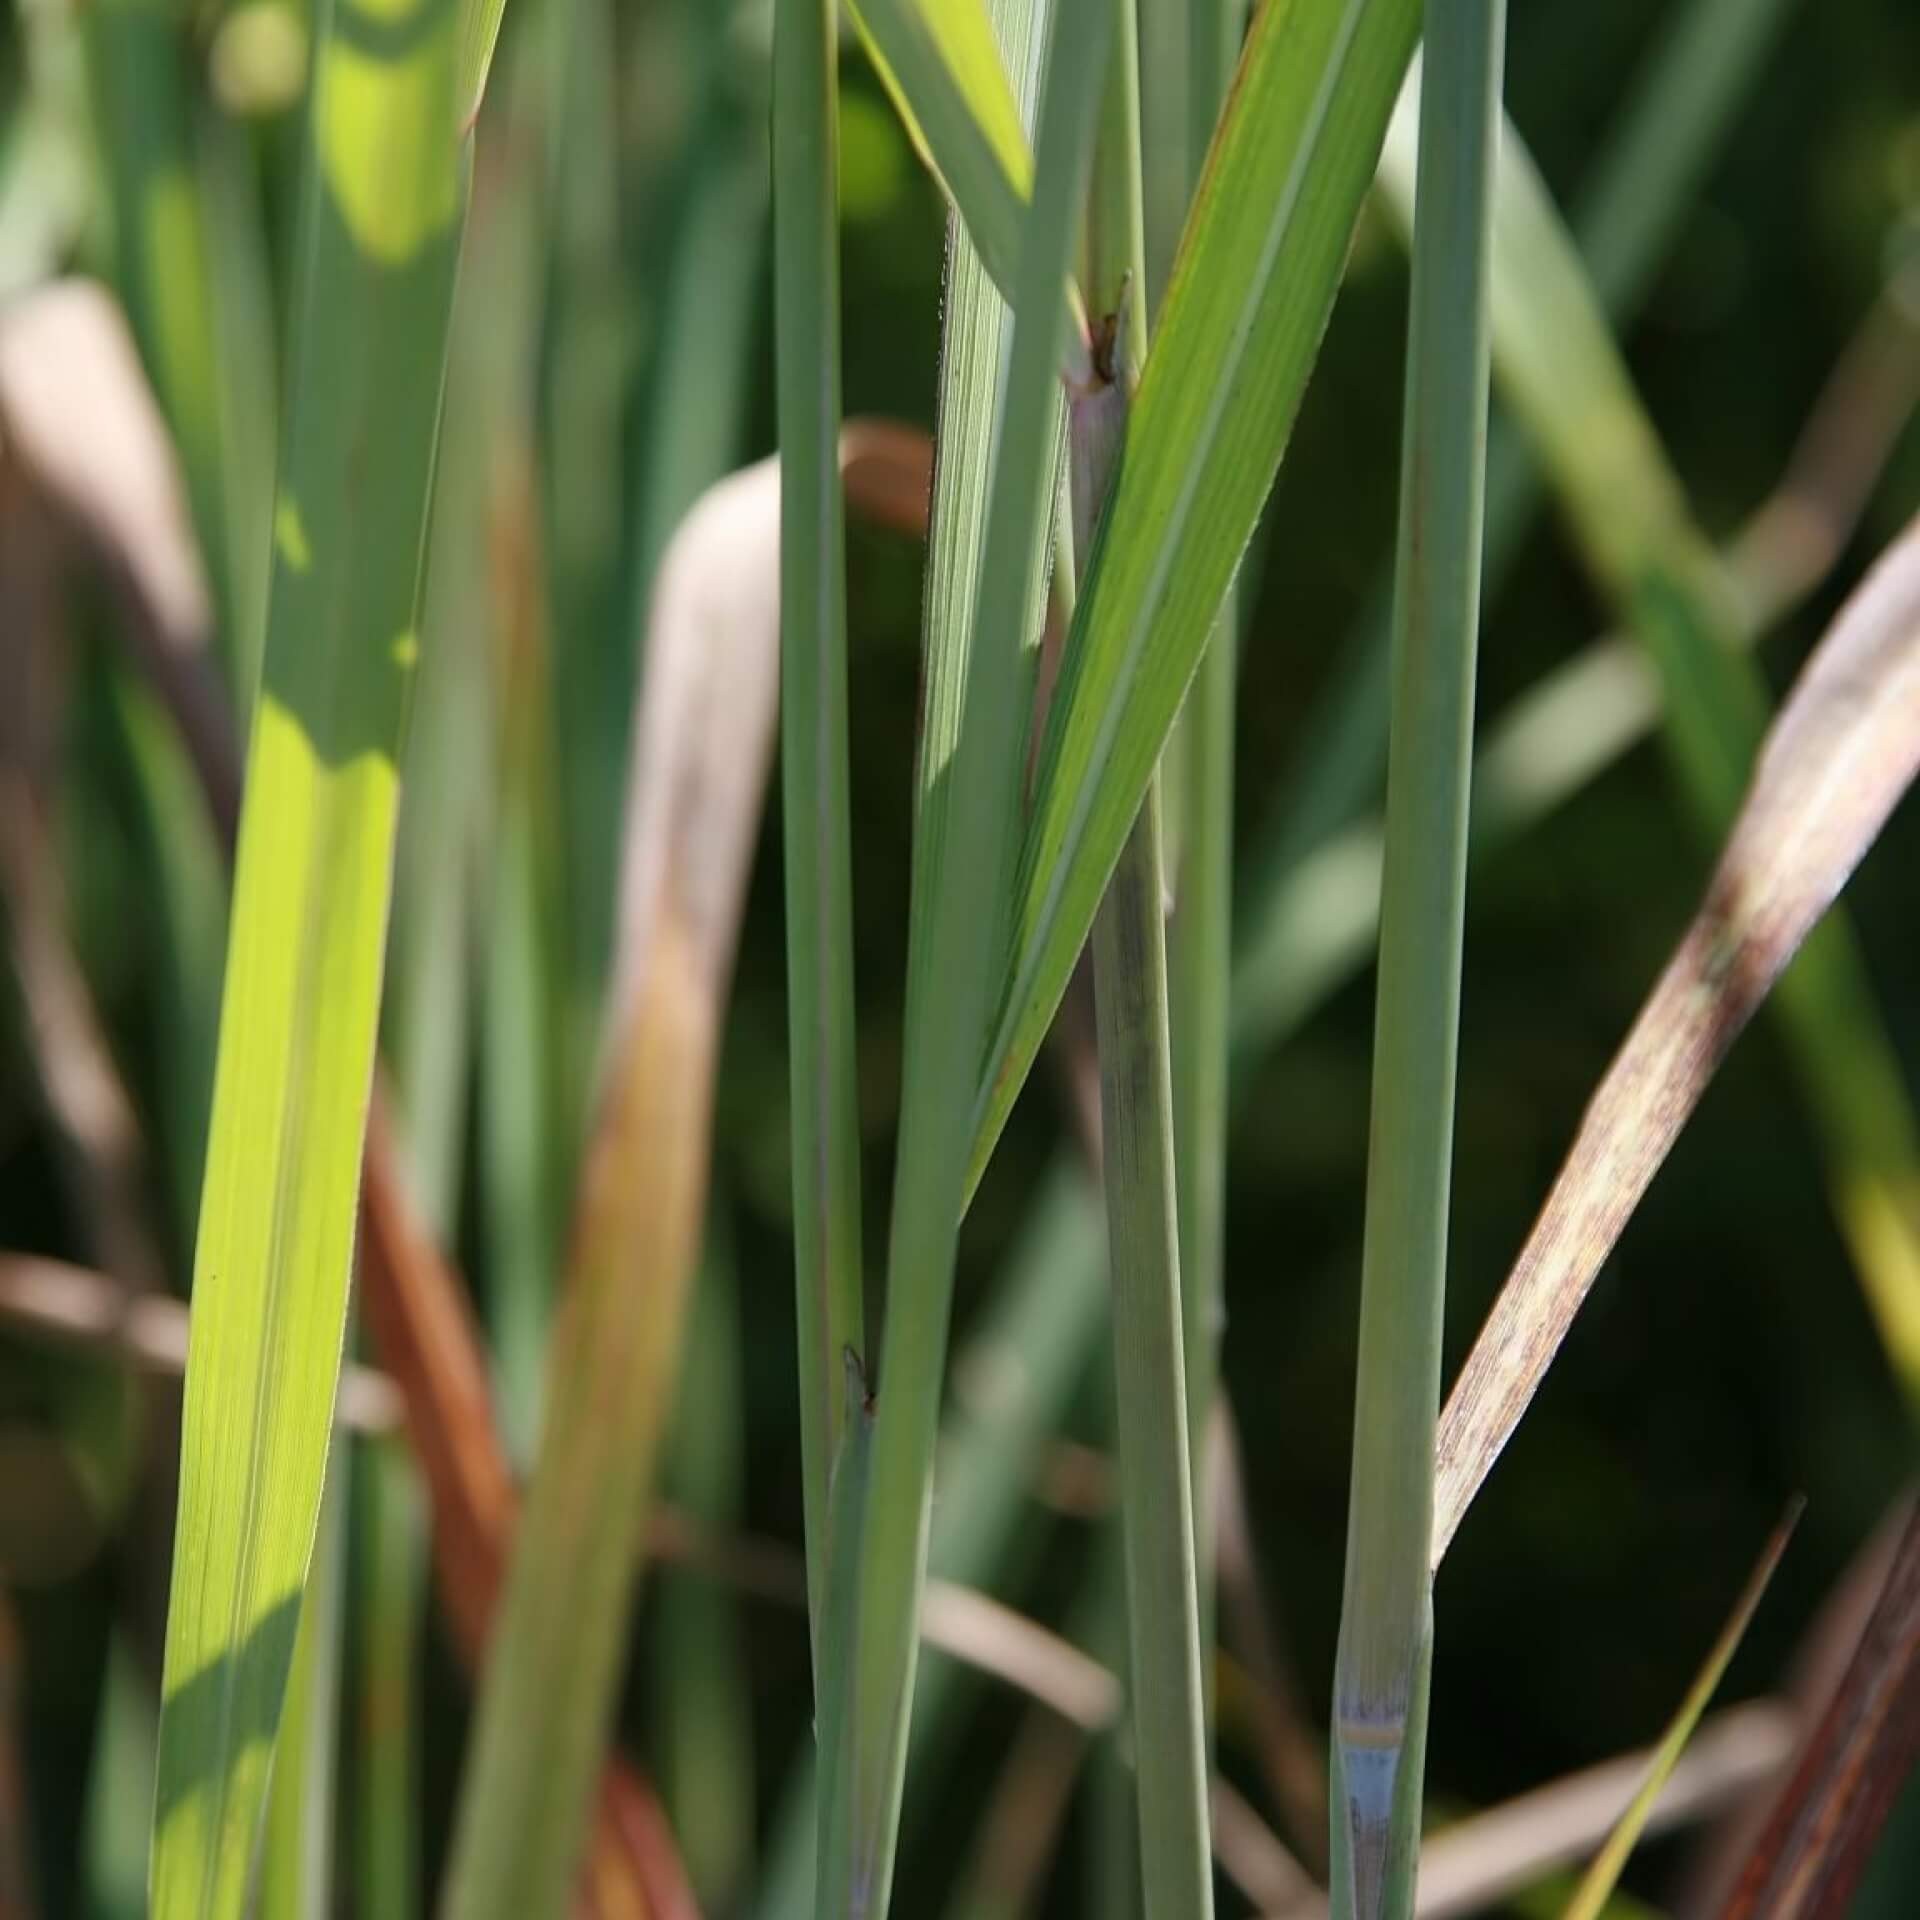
xmin=149 ymin=0 xmax=467 ymax=1906
xmin=847 ymin=0 xmax=1032 ymax=298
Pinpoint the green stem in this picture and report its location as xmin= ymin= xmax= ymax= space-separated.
xmin=773 ymin=0 xmax=867 ymax=1656
xmin=812 ymin=9 xmax=1112 ymax=1913
xmin=1329 ymin=2 xmax=1505 ymax=1916
xmin=1090 ymin=790 xmax=1215 ymax=1919
xmin=1081 ymin=4 xmax=1213 ymax=1906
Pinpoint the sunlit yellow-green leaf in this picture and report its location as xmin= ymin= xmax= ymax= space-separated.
xmin=150 ymin=0 xmax=468 ymax=1907
xmin=848 ymin=0 xmax=1031 ymax=297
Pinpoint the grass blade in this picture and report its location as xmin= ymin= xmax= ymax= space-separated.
xmin=1562 ymin=1501 xmax=1801 ymax=1920
xmin=149 ymin=0 xmax=469 ymax=1905
xmin=1243 ymin=0 xmax=1795 ymax=895
xmin=756 ymin=1171 xmax=1105 ymax=1919
xmin=813 ymin=6 xmax=1108 ymax=1911
xmin=479 ymin=445 xmax=566 ymax=1465
xmin=1164 ymin=0 xmax=1251 ymax=1679
xmin=902 ymin=0 xmax=1056 ymax=1140
xmin=971 ymin=0 xmax=1422 ymax=1190
xmin=351 ymin=1438 xmax=422 ymax=1920
xmin=1379 ymin=89 xmax=1920 ymax=1410
xmin=847 ymin=0 xmax=1031 ymax=299
xmin=1231 ymin=274 xmax=1920 ymax=1074
xmin=357 ymin=1099 xmax=698 ymax=1916
xmin=1329 ymin=5 xmax=1504 ymax=1917
xmin=1075 ymin=7 xmax=1213 ymax=1906
xmin=86 ymin=1638 xmax=158 ymax=1920
xmin=775 ymin=0 xmax=867 ymax=1653
xmin=1433 ymin=511 xmax=1920 ymax=1565
xmin=442 ymin=454 xmax=782 ymax=1920
xmin=1090 ymin=782 xmax=1214 ymax=1918
xmin=655 ymin=1224 xmax=755 ymax=1908
xmin=258 ymin=1459 xmax=348 ymax=1920
xmin=1720 ymin=1496 xmax=1920 ymax=1920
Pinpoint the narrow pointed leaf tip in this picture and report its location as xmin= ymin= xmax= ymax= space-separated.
xmin=1721 ymin=1494 xmax=1920 ymax=1920
xmin=1434 ymin=513 xmax=1920 ymax=1568
xmin=1563 ymin=1497 xmax=1802 ymax=1920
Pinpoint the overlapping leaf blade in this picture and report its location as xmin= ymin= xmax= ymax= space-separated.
xmin=970 ymin=0 xmax=1423 ymax=1186
xmin=150 ymin=0 xmax=468 ymax=1906
xmin=848 ymin=0 xmax=1031 ymax=297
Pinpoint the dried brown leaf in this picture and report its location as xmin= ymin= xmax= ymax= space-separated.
xmin=1434 ymin=514 xmax=1920 ymax=1566
xmin=1718 ymin=1496 xmax=1920 ymax=1920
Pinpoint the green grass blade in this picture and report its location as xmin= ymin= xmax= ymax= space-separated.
xmin=441 ymin=455 xmax=781 ymax=1920
xmin=775 ymin=0 xmax=867 ymax=1653
xmin=1379 ymin=89 xmax=1920 ymax=1408
xmin=149 ymin=0 xmax=468 ymax=1905
xmin=383 ymin=250 xmax=496 ymax=1244
xmin=1163 ymin=0 xmax=1250 ymax=1676
xmin=352 ymin=1438 xmax=422 ymax=1920
xmin=1433 ymin=512 xmax=1920 ymax=1563
xmin=656 ymin=1224 xmax=755 ymax=1908
xmin=813 ymin=6 xmax=1107 ymax=1911
xmin=902 ymin=0 xmax=1055 ymax=1115
xmin=87 ymin=1637 xmax=159 ymax=1920
xmin=970 ymin=0 xmax=1422 ymax=1193
xmin=480 ymin=465 xmax=566 ymax=1465
xmin=258 ymin=1457 xmax=347 ymax=1920
xmin=1077 ymin=7 xmax=1213 ymax=1907
xmin=194 ymin=102 xmax=280 ymax=720
xmin=457 ymin=0 xmax=508 ymax=130
xmin=1230 ymin=273 xmax=1920 ymax=1076
xmin=1571 ymin=0 xmax=1798 ymax=317
xmin=1562 ymin=1503 xmax=1801 ymax=1920
xmin=541 ymin=0 xmax=633 ymax=1062
xmin=1090 ymin=782 xmax=1215 ymax=1918
xmin=847 ymin=0 xmax=1031 ymax=299
xmin=1329 ymin=6 xmax=1504 ymax=1917
xmin=814 ymin=1352 xmax=878 ymax=1915
xmin=755 ymin=1166 xmax=1106 ymax=1920
xmin=1241 ymin=0 xmax=1795 ymax=898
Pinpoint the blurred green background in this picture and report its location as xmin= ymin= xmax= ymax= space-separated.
xmin=1 ymin=0 xmax=1918 ymax=1912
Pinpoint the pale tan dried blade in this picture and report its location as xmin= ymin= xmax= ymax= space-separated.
xmin=0 ymin=1253 xmax=401 ymax=1433
xmin=0 ymin=278 xmax=210 ymax=651
xmin=444 ymin=448 xmax=784 ymax=1920
xmin=0 ymin=278 xmax=238 ymax=838
xmin=358 ymin=1098 xmax=698 ymax=1920
xmin=24 ymin=273 xmax=696 ymax=1903
xmin=447 ymin=435 xmax=929 ymax=1920
xmin=1261 ymin=1700 xmax=1795 ymax=1920
xmin=1433 ymin=512 xmax=1920 ymax=1567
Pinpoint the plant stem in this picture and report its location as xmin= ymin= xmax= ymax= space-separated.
xmin=1090 ymin=788 xmax=1215 ymax=1920
xmin=810 ymin=9 xmax=1111 ymax=1914
xmin=1080 ymin=3 xmax=1213 ymax=1907
xmin=773 ymin=0 xmax=867 ymax=1662
xmin=1167 ymin=0 xmax=1250 ymax=1711
xmin=1328 ymin=1 xmax=1504 ymax=1916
